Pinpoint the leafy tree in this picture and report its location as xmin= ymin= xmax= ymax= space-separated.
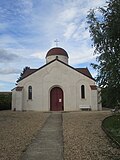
xmin=87 ymin=0 xmax=120 ymax=108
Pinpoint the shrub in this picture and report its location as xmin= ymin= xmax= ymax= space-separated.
xmin=0 ymin=92 xmax=12 ymax=110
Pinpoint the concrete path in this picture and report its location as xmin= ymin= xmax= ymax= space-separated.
xmin=20 ymin=112 xmax=63 ymax=160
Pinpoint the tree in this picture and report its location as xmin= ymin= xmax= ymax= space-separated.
xmin=87 ymin=0 xmax=120 ymax=108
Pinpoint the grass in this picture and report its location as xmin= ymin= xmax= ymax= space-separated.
xmin=102 ymin=114 xmax=120 ymax=144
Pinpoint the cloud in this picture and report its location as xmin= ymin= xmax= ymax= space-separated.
xmin=0 ymin=80 xmax=16 ymax=91
xmin=56 ymin=0 xmax=106 ymax=41
xmin=64 ymin=23 xmax=78 ymax=40
xmin=0 ymin=68 xmax=21 ymax=75
xmin=69 ymin=47 xmax=96 ymax=65
xmin=58 ymin=7 xmax=78 ymax=23
xmin=0 ymin=83 xmax=4 ymax=90
xmin=31 ymin=51 xmax=46 ymax=60
xmin=0 ymin=74 xmax=19 ymax=83
xmin=0 ymin=0 xmax=106 ymax=91
xmin=0 ymin=49 xmax=19 ymax=63
xmin=0 ymin=22 xmax=8 ymax=30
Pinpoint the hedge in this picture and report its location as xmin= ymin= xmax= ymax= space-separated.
xmin=0 ymin=92 xmax=12 ymax=110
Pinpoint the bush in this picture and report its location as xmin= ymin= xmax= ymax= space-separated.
xmin=0 ymin=92 xmax=12 ymax=110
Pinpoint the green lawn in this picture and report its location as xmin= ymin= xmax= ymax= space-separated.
xmin=102 ymin=114 xmax=120 ymax=144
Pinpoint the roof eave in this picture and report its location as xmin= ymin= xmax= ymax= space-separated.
xmin=17 ymin=58 xmax=95 ymax=82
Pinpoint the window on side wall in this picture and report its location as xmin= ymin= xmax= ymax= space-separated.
xmin=81 ymin=85 xmax=85 ymax=99
xmin=28 ymin=86 xmax=32 ymax=100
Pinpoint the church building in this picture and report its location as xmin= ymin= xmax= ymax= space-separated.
xmin=12 ymin=47 xmax=101 ymax=111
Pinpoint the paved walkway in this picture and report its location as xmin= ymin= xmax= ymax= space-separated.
xmin=20 ymin=112 xmax=63 ymax=160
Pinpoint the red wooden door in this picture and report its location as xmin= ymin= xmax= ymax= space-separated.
xmin=50 ymin=87 xmax=64 ymax=111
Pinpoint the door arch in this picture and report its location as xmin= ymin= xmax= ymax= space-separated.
xmin=50 ymin=87 xmax=64 ymax=111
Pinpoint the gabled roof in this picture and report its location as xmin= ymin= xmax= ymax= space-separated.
xmin=20 ymin=69 xmax=37 ymax=80
xmin=75 ymin=68 xmax=93 ymax=79
xmin=17 ymin=58 xmax=95 ymax=82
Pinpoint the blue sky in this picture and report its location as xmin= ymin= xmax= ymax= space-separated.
xmin=0 ymin=0 xmax=106 ymax=91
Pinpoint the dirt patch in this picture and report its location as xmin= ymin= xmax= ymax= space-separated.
xmin=0 ymin=111 xmax=49 ymax=160
xmin=63 ymin=111 xmax=120 ymax=160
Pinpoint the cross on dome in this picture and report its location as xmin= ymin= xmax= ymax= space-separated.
xmin=54 ymin=39 xmax=59 ymax=47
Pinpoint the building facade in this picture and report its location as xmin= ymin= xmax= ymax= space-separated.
xmin=12 ymin=47 xmax=102 ymax=111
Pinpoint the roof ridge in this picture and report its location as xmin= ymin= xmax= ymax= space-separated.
xmin=17 ymin=59 xmax=95 ymax=82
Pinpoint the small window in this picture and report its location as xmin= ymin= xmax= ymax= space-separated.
xmin=81 ymin=85 xmax=85 ymax=99
xmin=28 ymin=86 xmax=32 ymax=100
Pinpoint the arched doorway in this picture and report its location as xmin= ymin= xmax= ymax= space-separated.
xmin=50 ymin=87 xmax=64 ymax=111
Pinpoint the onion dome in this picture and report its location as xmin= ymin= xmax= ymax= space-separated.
xmin=46 ymin=47 xmax=69 ymax=64
xmin=46 ymin=47 xmax=69 ymax=58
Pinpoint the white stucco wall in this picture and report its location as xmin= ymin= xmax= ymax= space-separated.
xmin=97 ymin=87 xmax=102 ymax=111
xmin=91 ymin=90 xmax=98 ymax=110
xmin=12 ymin=89 xmax=16 ymax=110
xmin=12 ymin=89 xmax=23 ymax=111
xmin=13 ymin=60 xmax=98 ymax=111
xmin=46 ymin=55 xmax=68 ymax=64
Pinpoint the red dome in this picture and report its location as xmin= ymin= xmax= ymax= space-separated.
xmin=46 ymin=47 xmax=69 ymax=57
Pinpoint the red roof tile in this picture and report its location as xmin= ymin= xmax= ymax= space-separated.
xmin=75 ymin=68 xmax=93 ymax=78
xmin=21 ymin=69 xmax=37 ymax=79
xmin=90 ymin=85 xmax=97 ymax=90
xmin=46 ymin=47 xmax=69 ymax=57
xmin=16 ymin=86 xmax=23 ymax=91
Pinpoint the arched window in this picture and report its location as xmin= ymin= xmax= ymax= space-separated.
xmin=28 ymin=86 xmax=32 ymax=100
xmin=81 ymin=85 xmax=85 ymax=99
